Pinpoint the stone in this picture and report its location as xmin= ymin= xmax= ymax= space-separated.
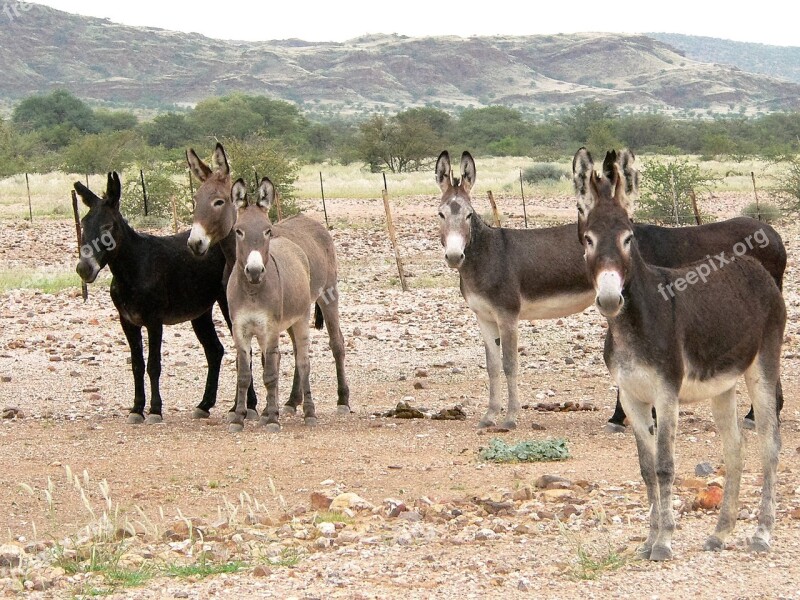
xmin=311 ymin=492 xmax=333 ymax=510
xmin=535 ymin=475 xmax=572 ymax=490
xmin=0 ymin=544 xmax=24 ymax=567
xmin=695 ymin=462 xmax=715 ymax=477
xmin=693 ymin=486 xmax=724 ymax=510
xmin=330 ymin=492 xmax=373 ymax=512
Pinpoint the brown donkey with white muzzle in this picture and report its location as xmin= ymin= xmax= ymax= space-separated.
xmin=227 ymin=178 xmax=316 ymax=433
xmin=580 ymin=152 xmax=784 ymax=560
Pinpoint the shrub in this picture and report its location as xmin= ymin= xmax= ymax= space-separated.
xmin=635 ymin=157 xmax=719 ymax=225
xmin=522 ymin=163 xmax=567 ymax=184
xmin=770 ymin=159 xmax=800 ymax=216
xmin=123 ymin=161 xmax=194 ymax=225
xmin=740 ymin=202 xmax=783 ymax=223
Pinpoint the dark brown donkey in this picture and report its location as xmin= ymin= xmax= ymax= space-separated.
xmin=186 ymin=144 xmax=349 ymax=418
xmin=75 ymin=173 xmax=229 ymax=423
xmin=580 ymin=154 xmax=784 ymax=560
xmin=227 ymin=178 xmax=316 ymax=433
xmin=437 ymin=150 xmax=785 ymax=430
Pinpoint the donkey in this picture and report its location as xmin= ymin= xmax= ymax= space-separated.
xmin=75 ymin=172 xmax=230 ymax=424
xmin=579 ymin=153 xmax=784 ymax=560
xmin=227 ymin=177 xmax=316 ymax=433
xmin=436 ymin=150 xmax=785 ymax=430
xmin=186 ymin=144 xmax=350 ymax=418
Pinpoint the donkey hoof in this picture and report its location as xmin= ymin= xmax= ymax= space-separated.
xmin=649 ymin=545 xmax=673 ymax=561
xmin=747 ymin=536 xmax=771 ymax=553
xmin=145 ymin=414 xmax=163 ymax=425
xmin=228 ymin=422 xmax=245 ymax=433
xmin=500 ymin=420 xmax=518 ymax=430
xmin=635 ymin=545 xmax=653 ymax=560
xmin=703 ymin=536 xmax=724 ymax=552
xmin=192 ymin=408 xmax=211 ymax=419
xmin=477 ymin=419 xmax=497 ymax=429
xmin=304 ymin=417 xmax=318 ymax=428
xmin=246 ymin=409 xmax=260 ymax=421
xmin=336 ymin=405 xmax=352 ymax=416
xmin=742 ymin=418 xmax=756 ymax=431
xmin=260 ymin=422 xmax=281 ymax=433
xmin=225 ymin=411 xmax=238 ymax=424
xmin=127 ymin=413 xmax=145 ymax=425
xmin=281 ymin=405 xmax=298 ymax=417
xmin=604 ymin=422 xmax=627 ymax=434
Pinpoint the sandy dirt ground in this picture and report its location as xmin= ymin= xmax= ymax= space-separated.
xmin=0 ymin=192 xmax=799 ymax=599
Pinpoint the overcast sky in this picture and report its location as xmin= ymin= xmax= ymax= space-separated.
xmin=29 ymin=0 xmax=798 ymax=46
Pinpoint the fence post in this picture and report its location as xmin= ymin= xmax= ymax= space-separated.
xmin=487 ymin=190 xmax=501 ymax=226
xmin=670 ymin=172 xmax=679 ymax=225
xmin=689 ymin=190 xmax=702 ymax=225
xmin=71 ymin=190 xmax=88 ymax=302
xmin=25 ymin=173 xmax=33 ymax=222
xmin=751 ymin=171 xmax=761 ymax=221
xmin=519 ymin=169 xmax=528 ymax=228
xmin=319 ymin=171 xmax=329 ymax=228
xmin=140 ymin=169 xmax=148 ymax=216
xmin=381 ymin=175 xmax=408 ymax=292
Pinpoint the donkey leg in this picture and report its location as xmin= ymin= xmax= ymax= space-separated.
xmin=259 ymin=336 xmax=282 ymax=432
xmin=499 ymin=320 xmax=521 ymax=429
xmin=292 ymin=320 xmax=317 ymax=427
xmin=219 ymin=294 xmax=258 ymax=418
xmin=190 ymin=310 xmax=224 ymax=419
xmin=705 ymin=387 xmax=743 ymax=551
xmin=143 ymin=324 xmax=165 ymax=424
xmin=743 ymin=376 xmax=784 ymax=430
xmin=605 ymin=389 xmax=628 ymax=433
xmin=120 ymin=319 xmax=146 ymax=424
xmin=621 ymin=392 xmax=660 ymax=559
xmin=229 ymin=343 xmax=252 ymax=433
xmin=282 ymin=334 xmax=302 ymax=416
xmin=650 ymin=396 xmax=679 ymax=561
xmin=476 ymin=317 xmax=503 ymax=428
xmin=319 ymin=297 xmax=351 ymax=414
xmin=745 ymin=357 xmax=781 ymax=553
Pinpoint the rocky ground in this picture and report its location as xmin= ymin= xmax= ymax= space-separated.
xmin=0 ymin=193 xmax=799 ymax=599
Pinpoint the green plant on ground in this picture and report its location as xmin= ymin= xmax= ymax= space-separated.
xmin=165 ymin=561 xmax=244 ymax=579
xmin=740 ymin=201 xmax=783 ymax=223
xmin=479 ymin=437 xmax=570 ymax=463
xmin=635 ymin=157 xmax=719 ymax=225
xmin=522 ymin=163 xmax=567 ymax=184
xmin=313 ymin=511 xmax=354 ymax=525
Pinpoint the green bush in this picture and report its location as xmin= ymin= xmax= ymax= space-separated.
xmin=770 ymin=159 xmax=800 ymax=216
xmin=123 ymin=161 xmax=194 ymax=224
xmin=522 ymin=163 xmax=567 ymax=184
xmin=479 ymin=437 xmax=570 ymax=463
xmin=740 ymin=201 xmax=783 ymax=223
xmin=635 ymin=157 xmax=719 ymax=225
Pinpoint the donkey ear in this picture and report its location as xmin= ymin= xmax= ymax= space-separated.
xmin=601 ymin=150 xmax=618 ymax=180
xmin=460 ymin=151 xmax=476 ymax=194
xmin=572 ymin=147 xmax=595 ymax=218
xmin=105 ymin=172 xmax=121 ymax=209
xmin=618 ymin=148 xmax=639 ymax=196
xmin=74 ymin=181 xmax=99 ymax=208
xmin=612 ymin=164 xmax=634 ymax=216
xmin=257 ymin=177 xmax=275 ymax=211
xmin=187 ymin=148 xmax=213 ymax=182
xmin=231 ymin=178 xmax=249 ymax=210
xmin=435 ymin=151 xmax=451 ymax=193
xmin=213 ymin=143 xmax=230 ymax=177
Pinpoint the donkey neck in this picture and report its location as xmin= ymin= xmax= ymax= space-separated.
xmin=106 ymin=218 xmax=146 ymax=282
xmin=460 ymin=215 xmax=499 ymax=275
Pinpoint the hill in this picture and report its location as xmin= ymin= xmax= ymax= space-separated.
xmin=1 ymin=4 xmax=800 ymax=116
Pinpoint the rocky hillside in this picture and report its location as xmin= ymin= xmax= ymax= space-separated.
xmin=2 ymin=4 xmax=800 ymax=115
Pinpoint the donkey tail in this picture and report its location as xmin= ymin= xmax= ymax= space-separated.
xmin=314 ymin=303 xmax=324 ymax=330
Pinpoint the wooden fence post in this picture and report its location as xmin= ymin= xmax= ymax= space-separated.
xmin=319 ymin=171 xmax=329 ymax=228
xmin=381 ymin=175 xmax=408 ymax=292
xmin=140 ymin=169 xmax=149 ymax=216
xmin=487 ymin=190 xmax=501 ymax=226
xmin=25 ymin=173 xmax=33 ymax=222
xmin=71 ymin=190 xmax=88 ymax=302
xmin=751 ymin=171 xmax=761 ymax=221
xmin=689 ymin=190 xmax=702 ymax=225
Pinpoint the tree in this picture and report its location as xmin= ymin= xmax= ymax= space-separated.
xmin=141 ymin=113 xmax=198 ymax=149
xmin=12 ymin=90 xmax=99 ymax=149
xmin=635 ymin=157 xmax=718 ymax=225
xmin=561 ymin=101 xmax=617 ymax=147
xmin=189 ymin=96 xmax=263 ymax=140
xmin=61 ymin=131 xmax=144 ymax=175
xmin=94 ymin=109 xmax=138 ymax=132
xmin=770 ymin=158 xmax=800 ymax=216
xmin=456 ymin=106 xmax=532 ymax=155
xmin=356 ymin=111 xmax=442 ymax=173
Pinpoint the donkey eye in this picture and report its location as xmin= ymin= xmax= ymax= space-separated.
xmin=623 ymin=234 xmax=633 ymax=247
xmin=465 ymin=212 xmax=473 ymax=220
xmin=235 ymin=228 xmax=244 ymax=238
xmin=584 ymin=235 xmax=594 ymax=247
xmin=213 ymin=199 xmax=225 ymax=208
xmin=577 ymin=206 xmax=585 ymax=215
xmin=264 ymin=229 xmax=272 ymax=238
xmin=438 ymin=211 xmax=445 ymax=219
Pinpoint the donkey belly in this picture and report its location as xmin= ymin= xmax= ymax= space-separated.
xmin=679 ymin=372 xmax=740 ymax=403
xmin=518 ymin=291 xmax=595 ymax=320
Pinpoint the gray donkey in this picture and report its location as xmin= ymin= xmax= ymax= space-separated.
xmin=227 ymin=178 xmax=317 ymax=433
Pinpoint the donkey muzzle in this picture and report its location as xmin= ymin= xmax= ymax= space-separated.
xmin=595 ymin=271 xmax=624 ymax=317
xmin=76 ymin=258 xmax=100 ymax=284
xmin=187 ymin=224 xmax=210 ymax=257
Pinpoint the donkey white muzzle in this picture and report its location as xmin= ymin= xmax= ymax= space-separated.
xmin=595 ymin=270 xmax=624 ymax=317
xmin=76 ymin=257 xmax=101 ymax=284
xmin=244 ymin=250 xmax=266 ymax=284
xmin=187 ymin=223 xmax=210 ymax=256
xmin=444 ymin=233 xmax=466 ymax=269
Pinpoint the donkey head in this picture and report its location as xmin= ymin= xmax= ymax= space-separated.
xmin=436 ymin=150 xmax=477 ymax=269
xmin=74 ymin=172 xmax=122 ymax=283
xmin=231 ymin=177 xmax=275 ymax=285
xmin=580 ymin=152 xmax=636 ymax=318
xmin=573 ymin=147 xmax=638 ymax=242
xmin=187 ymin=143 xmax=233 ymax=256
